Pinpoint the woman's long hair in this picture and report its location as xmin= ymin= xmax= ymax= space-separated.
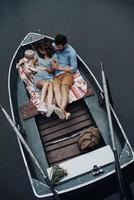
xmin=34 ymin=39 xmax=54 ymax=58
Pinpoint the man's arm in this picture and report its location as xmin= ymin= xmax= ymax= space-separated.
xmin=69 ymin=49 xmax=77 ymax=73
xmin=58 ymin=50 xmax=77 ymax=73
xmin=52 ymin=48 xmax=77 ymax=73
xmin=52 ymin=64 xmax=72 ymax=73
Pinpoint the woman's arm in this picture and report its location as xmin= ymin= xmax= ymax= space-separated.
xmin=36 ymin=66 xmax=53 ymax=73
xmin=28 ymin=67 xmax=39 ymax=72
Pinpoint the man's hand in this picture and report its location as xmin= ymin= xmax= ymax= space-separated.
xmin=52 ymin=64 xmax=60 ymax=70
xmin=52 ymin=59 xmax=72 ymax=73
xmin=52 ymin=60 xmax=60 ymax=70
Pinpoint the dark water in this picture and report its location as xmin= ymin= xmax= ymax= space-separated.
xmin=0 ymin=0 xmax=134 ymax=199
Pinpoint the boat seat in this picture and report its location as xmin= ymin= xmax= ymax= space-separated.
xmin=19 ymin=87 xmax=93 ymax=120
xmin=47 ymin=145 xmax=114 ymax=182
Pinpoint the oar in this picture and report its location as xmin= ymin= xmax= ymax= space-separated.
xmin=100 ymin=62 xmax=128 ymax=200
xmin=0 ymin=104 xmax=60 ymax=200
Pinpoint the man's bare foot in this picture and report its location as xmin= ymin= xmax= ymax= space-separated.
xmin=64 ymin=111 xmax=71 ymax=120
xmin=54 ymin=107 xmax=65 ymax=120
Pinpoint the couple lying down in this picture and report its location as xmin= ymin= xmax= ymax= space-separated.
xmin=18 ymin=34 xmax=78 ymax=120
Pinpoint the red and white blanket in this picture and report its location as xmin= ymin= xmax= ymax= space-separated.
xmin=17 ymin=65 xmax=88 ymax=108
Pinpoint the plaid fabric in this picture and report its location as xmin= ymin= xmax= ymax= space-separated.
xmin=17 ymin=64 xmax=87 ymax=108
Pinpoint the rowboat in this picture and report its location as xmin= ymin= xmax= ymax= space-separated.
xmin=8 ymin=32 xmax=134 ymax=199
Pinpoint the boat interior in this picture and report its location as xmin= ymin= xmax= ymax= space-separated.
xmin=9 ymin=34 xmax=134 ymax=196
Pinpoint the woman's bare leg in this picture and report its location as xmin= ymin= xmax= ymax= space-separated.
xmin=47 ymin=82 xmax=53 ymax=106
xmin=41 ymin=82 xmax=49 ymax=102
xmin=36 ymin=80 xmax=49 ymax=103
xmin=45 ymin=82 xmax=55 ymax=117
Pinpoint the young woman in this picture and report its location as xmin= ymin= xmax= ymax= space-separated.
xmin=33 ymin=45 xmax=65 ymax=119
xmin=32 ymin=46 xmax=55 ymax=117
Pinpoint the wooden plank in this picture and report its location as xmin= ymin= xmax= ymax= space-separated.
xmin=39 ymin=109 xmax=88 ymax=130
xmin=47 ymin=143 xmax=82 ymax=164
xmin=20 ymin=101 xmax=39 ymax=120
xmin=37 ymin=101 xmax=87 ymax=125
xmin=36 ymin=97 xmax=95 ymax=165
xmin=40 ymin=113 xmax=90 ymax=135
xmin=39 ymin=110 xmax=87 ymax=130
xmin=41 ymin=119 xmax=92 ymax=143
xmin=45 ymin=135 xmax=80 ymax=152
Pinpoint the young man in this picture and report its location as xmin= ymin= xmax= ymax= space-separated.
xmin=52 ymin=34 xmax=77 ymax=120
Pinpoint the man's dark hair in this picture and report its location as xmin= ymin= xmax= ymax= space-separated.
xmin=55 ymin=34 xmax=67 ymax=46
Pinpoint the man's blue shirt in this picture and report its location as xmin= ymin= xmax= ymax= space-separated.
xmin=52 ymin=44 xmax=77 ymax=76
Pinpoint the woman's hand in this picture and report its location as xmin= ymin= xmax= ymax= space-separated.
xmin=28 ymin=67 xmax=38 ymax=72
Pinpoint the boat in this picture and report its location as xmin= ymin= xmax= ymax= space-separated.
xmin=8 ymin=32 xmax=134 ymax=199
